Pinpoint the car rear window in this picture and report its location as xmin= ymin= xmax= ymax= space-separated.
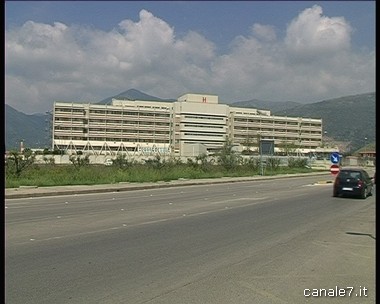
xmin=339 ymin=170 xmax=362 ymax=179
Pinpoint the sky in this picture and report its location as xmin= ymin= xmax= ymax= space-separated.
xmin=5 ymin=1 xmax=376 ymax=114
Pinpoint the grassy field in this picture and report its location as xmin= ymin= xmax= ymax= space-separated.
xmin=5 ymin=161 xmax=320 ymax=189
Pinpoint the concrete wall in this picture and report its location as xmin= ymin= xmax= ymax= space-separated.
xmin=181 ymin=143 xmax=208 ymax=157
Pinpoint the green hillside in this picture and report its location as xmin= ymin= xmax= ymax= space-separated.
xmin=229 ymin=99 xmax=301 ymax=113
xmin=273 ymin=92 xmax=376 ymax=152
xmin=5 ymin=104 xmax=50 ymax=150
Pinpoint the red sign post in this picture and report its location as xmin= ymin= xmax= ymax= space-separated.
xmin=330 ymin=164 xmax=340 ymax=175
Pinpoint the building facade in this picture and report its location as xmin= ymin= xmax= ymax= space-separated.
xmin=52 ymin=93 xmax=323 ymax=157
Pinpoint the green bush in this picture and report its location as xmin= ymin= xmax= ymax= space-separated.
xmin=288 ymin=157 xmax=308 ymax=168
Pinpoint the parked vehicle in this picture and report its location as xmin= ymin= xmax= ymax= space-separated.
xmin=333 ymin=167 xmax=374 ymax=199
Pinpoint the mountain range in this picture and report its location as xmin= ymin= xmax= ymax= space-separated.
xmin=97 ymin=88 xmax=176 ymax=104
xmin=5 ymin=89 xmax=375 ymax=153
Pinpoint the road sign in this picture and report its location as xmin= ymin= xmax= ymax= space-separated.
xmin=330 ymin=152 xmax=340 ymax=164
xmin=330 ymin=164 xmax=340 ymax=175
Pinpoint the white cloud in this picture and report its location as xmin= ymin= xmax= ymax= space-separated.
xmin=284 ymin=5 xmax=352 ymax=56
xmin=251 ymin=23 xmax=277 ymax=42
xmin=5 ymin=6 xmax=375 ymax=114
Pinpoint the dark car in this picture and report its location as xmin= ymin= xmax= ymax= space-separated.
xmin=333 ymin=167 xmax=374 ymax=199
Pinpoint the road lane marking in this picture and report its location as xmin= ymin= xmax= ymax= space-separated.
xmin=210 ymin=197 xmax=267 ymax=205
xmin=14 ymin=198 xmax=275 ymax=244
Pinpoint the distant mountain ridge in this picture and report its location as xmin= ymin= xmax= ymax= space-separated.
xmin=273 ymin=92 xmax=376 ymax=152
xmin=5 ymin=89 xmax=375 ymax=152
xmin=5 ymin=104 xmax=50 ymax=150
xmin=228 ymin=92 xmax=376 ymax=152
xmin=97 ymin=88 xmax=176 ymax=104
xmin=229 ymin=99 xmax=301 ymax=113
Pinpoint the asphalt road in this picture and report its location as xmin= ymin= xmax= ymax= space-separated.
xmin=5 ymin=175 xmax=375 ymax=303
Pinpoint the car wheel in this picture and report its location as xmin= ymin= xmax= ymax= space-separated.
xmin=360 ymin=187 xmax=367 ymax=199
xmin=333 ymin=189 xmax=339 ymax=197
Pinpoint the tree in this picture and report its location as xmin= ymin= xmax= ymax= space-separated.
xmin=277 ymin=141 xmax=298 ymax=156
xmin=144 ymin=155 xmax=164 ymax=170
xmin=69 ymin=154 xmax=90 ymax=170
xmin=6 ymin=149 xmax=36 ymax=177
xmin=113 ymin=153 xmax=135 ymax=169
xmin=217 ymin=137 xmax=241 ymax=170
xmin=195 ymin=153 xmax=214 ymax=171
xmin=242 ymin=133 xmax=255 ymax=154
xmin=266 ymin=157 xmax=281 ymax=169
xmin=43 ymin=156 xmax=55 ymax=165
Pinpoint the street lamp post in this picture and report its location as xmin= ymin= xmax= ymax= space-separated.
xmin=323 ymin=131 xmax=327 ymax=146
xmin=323 ymin=131 xmax=328 ymax=162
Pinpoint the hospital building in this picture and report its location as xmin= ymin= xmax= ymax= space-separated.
xmin=52 ymin=93 xmax=323 ymax=158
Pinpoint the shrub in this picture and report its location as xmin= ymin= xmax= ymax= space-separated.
xmin=6 ymin=150 xmax=36 ymax=177
xmin=69 ymin=154 xmax=90 ymax=170
xmin=266 ymin=157 xmax=281 ymax=169
xmin=113 ymin=153 xmax=135 ymax=170
xmin=288 ymin=157 xmax=308 ymax=168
